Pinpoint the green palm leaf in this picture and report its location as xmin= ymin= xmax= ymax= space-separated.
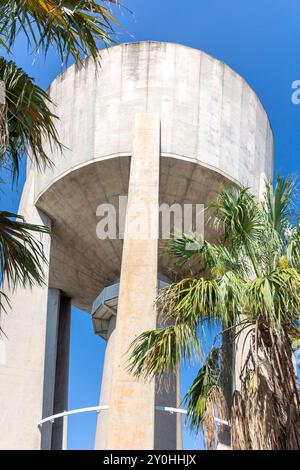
xmin=157 ymin=278 xmax=220 ymax=326
xmin=286 ymin=222 xmax=300 ymax=267
xmin=0 ymin=210 xmax=49 ymax=289
xmin=0 ymin=0 xmax=120 ymax=64
xmin=128 ymin=179 xmax=300 ymax=449
xmin=0 ymin=57 xmax=62 ymax=177
xmin=244 ymin=268 xmax=300 ymax=328
xmin=184 ymin=348 xmax=221 ymax=432
xmin=263 ymin=175 xmax=294 ymax=238
xmin=210 ymin=187 xmax=262 ymax=245
xmin=127 ymin=322 xmax=201 ymax=380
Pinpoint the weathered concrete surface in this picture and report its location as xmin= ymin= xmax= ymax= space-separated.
xmin=37 ymin=42 xmax=273 ymax=199
xmin=0 ymin=42 xmax=274 ymax=450
xmin=37 ymin=157 xmax=233 ymax=312
xmin=93 ymin=280 xmax=181 ymax=450
xmin=98 ymin=113 xmax=160 ymax=449
xmin=0 ymin=171 xmax=51 ymax=450
xmin=35 ymin=42 xmax=274 ymax=313
xmin=94 ymin=315 xmax=116 ymax=449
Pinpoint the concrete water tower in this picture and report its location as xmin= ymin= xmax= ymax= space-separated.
xmin=0 ymin=42 xmax=273 ymax=450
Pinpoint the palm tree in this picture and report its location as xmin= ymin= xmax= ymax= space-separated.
xmin=0 ymin=57 xmax=63 ymax=178
xmin=0 ymin=1 xmax=119 ymax=63
xmin=128 ymin=176 xmax=300 ymax=450
xmin=0 ymin=1 xmax=119 ymax=306
xmin=0 ymin=211 xmax=49 ymax=312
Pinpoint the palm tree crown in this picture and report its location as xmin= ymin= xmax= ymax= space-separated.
xmin=128 ymin=176 xmax=300 ymax=450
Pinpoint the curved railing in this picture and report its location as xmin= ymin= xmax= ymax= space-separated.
xmin=38 ymin=405 xmax=109 ymax=426
xmin=38 ymin=405 xmax=230 ymax=450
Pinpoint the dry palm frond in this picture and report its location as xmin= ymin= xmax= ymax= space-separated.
xmin=184 ymin=348 xmax=228 ymax=449
xmin=202 ymin=385 xmax=228 ymax=450
xmin=231 ymin=391 xmax=252 ymax=450
xmin=232 ymin=323 xmax=300 ymax=450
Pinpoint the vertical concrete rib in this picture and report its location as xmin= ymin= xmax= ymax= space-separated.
xmin=51 ymin=296 xmax=71 ymax=450
xmin=101 ymin=113 xmax=160 ymax=449
xmin=41 ymin=288 xmax=61 ymax=450
xmin=41 ymin=292 xmax=71 ymax=450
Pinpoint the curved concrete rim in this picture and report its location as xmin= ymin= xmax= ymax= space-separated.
xmin=48 ymin=40 xmax=274 ymax=138
xmin=35 ymin=152 xmax=241 ymax=205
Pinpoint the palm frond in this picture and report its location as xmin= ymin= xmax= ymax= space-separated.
xmin=263 ymin=175 xmax=295 ymax=239
xmin=0 ymin=0 xmax=120 ymax=64
xmin=217 ymin=271 xmax=244 ymax=326
xmin=0 ymin=211 xmax=49 ymax=288
xmin=168 ymin=232 xmax=204 ymax=264
xmin=0 ymin=57 xmax=62 ymax=177
xmin=243 ymin=268 xmax=300 ymax=329
xmin=127 ymin=322 xmax=201 ymax=380
xmin=184 ymin=348 xmax=221 ymax=431
xmin=168 ymin=233 xmax=244 ymax=277
xmin=286 ymin=222 xmax=300 ymax=268
xmin=210 ymin=187 xmax=262 ymax=245
xmin=0 ymin=289 xmax=10 ymax=313
xmin=158 ymin=273 xmax=243 ymax=328
xmin=157 ymin=278 xmax=220 ymax=326
xmin=184 ymin=347 xmax=228 ymax=449
xmin=210 ymin=187 xmax=263 ymax=276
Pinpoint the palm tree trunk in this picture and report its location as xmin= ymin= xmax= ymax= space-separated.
xmin=218 ymin=326 xmax=233 ymax=449
xmin=231 ymin=323 xmax=300 ymax=450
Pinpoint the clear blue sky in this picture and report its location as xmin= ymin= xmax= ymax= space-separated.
xmin=1 ymin=0 xmax=300 ymax=450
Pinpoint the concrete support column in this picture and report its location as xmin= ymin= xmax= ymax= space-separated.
xmin=95 ymin=313 xmax=180 ymax=450
xmin=41 ymin=291 xmax=71 ymax=450
xmin=154 ymin=374 xmax=178 ymax=450
xmin=41 ymin=289 xmax=60 ymax=449
xmin=94 ymin=316 xmax=116 ymax=449
xmin=102 ymin=113 xmax=160 ymax=449
xmin=51 ymin=296 xmax=71 ymax=450
xmin=0 ymin=172 xmax=51 ymax=450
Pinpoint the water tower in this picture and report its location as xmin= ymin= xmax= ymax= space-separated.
xmin=0 ymin=42 xmax=273 ymax=450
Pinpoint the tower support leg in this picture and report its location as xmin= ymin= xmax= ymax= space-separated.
xmin=41 ymin=291 xmax=71 ymax=450
xmin=96 ymin=113 xmax=160 ymax=450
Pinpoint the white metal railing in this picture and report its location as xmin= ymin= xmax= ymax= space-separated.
xmin=37 ymin=405 xmax=192 ymax=428
xmin=38 ymin=405 xmax=109 ymax=426
xmin=38 ymin=405 xmax=110 ymax=451
xmin=155 ymin=406 xmax=187 ymax=415
xmin=38 ymin=405 xmax=230 ymax=449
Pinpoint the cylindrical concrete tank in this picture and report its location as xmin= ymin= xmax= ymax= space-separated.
xmin=0 ymin=42 xmax=274 ymax=451
xmin=35 ymin=41 xmax=273 ymax=311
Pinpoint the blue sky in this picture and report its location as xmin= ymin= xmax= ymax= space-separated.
xmin=1 ymin=0 xmax=300 ymax=450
